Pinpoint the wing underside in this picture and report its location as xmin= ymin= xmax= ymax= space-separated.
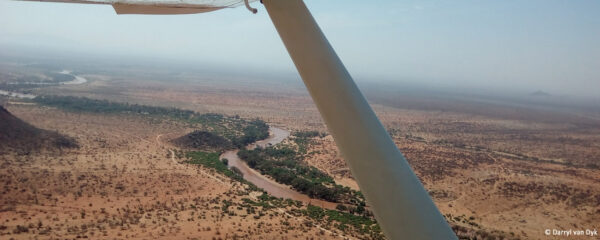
xmin=15 ymin=0 xmax=256 ymax=14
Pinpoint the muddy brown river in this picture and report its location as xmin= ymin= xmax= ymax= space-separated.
xmin=220 ymin=127 xmax=338 ymax=209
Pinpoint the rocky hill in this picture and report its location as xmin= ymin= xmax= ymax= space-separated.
xmin=0 ymin=105 xmax=78 ymax=154
xmin=171 ymin=130 xmax=231 ymax=152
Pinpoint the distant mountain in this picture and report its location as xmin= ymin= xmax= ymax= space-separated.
xmin=0 ymin=105 xmax=78 ymax=154
xmin=530 ymin=90 xmax=551 ymax=97
xmin=171 ymin=130 xmax=231 ymax=152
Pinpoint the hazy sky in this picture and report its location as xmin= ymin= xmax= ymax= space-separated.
xmin=0 ymin=0 xmax=599 ymax=97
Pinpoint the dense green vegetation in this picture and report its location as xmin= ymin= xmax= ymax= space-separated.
xmin=33 ymin=95 xmax=269 ymax=149
xmin=237 ymin=145 xmax=364 ymax=204
xmin=232 ymin=122 xmax=269 ymax=148
xmin=35 ymin=95 xmax=209 ymax=119
xmin=231 ymin=193 xmax=381 ymax=238
xmin=184 ymin=151 xmax=248 ymax=183
xmin=183 ymin=151 xmax=268 ymax=193
xmin=291 ymin=131 xmax=325 ymax=139
xmin=241 ymin=193 xmax=302 ymax=211
xmin=302 ymin=205 xmax=383 ymax=239
xmin=290 ymin=130 xmax=327 ymax=154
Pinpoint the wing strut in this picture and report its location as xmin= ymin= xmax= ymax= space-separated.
xmin=263 ymin=0 xmax=456 ymax=239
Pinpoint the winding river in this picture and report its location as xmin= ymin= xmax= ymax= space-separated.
xmin=2 ymin=71 xmax=337 ymax=209
xmin=0 ymin=70 xmax=87 ymax=99
xmin=59 ymin=70 xmax=88 ymax=85
xmin=221 ymin=127 xmax=338 ymax=209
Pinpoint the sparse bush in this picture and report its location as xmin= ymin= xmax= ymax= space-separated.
xmin=13 ymin=225 xmax=29 ymax=234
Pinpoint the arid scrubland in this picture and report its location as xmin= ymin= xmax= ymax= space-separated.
xmin=1 ymin=106 xmax=375 ymax=239
xmin=1 ymin=63 xmax=599 ymax=239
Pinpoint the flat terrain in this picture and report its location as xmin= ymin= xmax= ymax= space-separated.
xmin=1 ymin=59 xmax=599 ymax=239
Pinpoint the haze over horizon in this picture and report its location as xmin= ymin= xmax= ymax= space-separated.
xmin=1 ymin=0 xmax=599 ymax=98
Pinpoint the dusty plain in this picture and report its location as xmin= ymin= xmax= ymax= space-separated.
xmin=1 ymin=59 xmax=599 ymax=239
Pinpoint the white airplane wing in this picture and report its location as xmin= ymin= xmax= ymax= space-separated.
xmin=16 ymin=0 xmax=258 ymax=14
